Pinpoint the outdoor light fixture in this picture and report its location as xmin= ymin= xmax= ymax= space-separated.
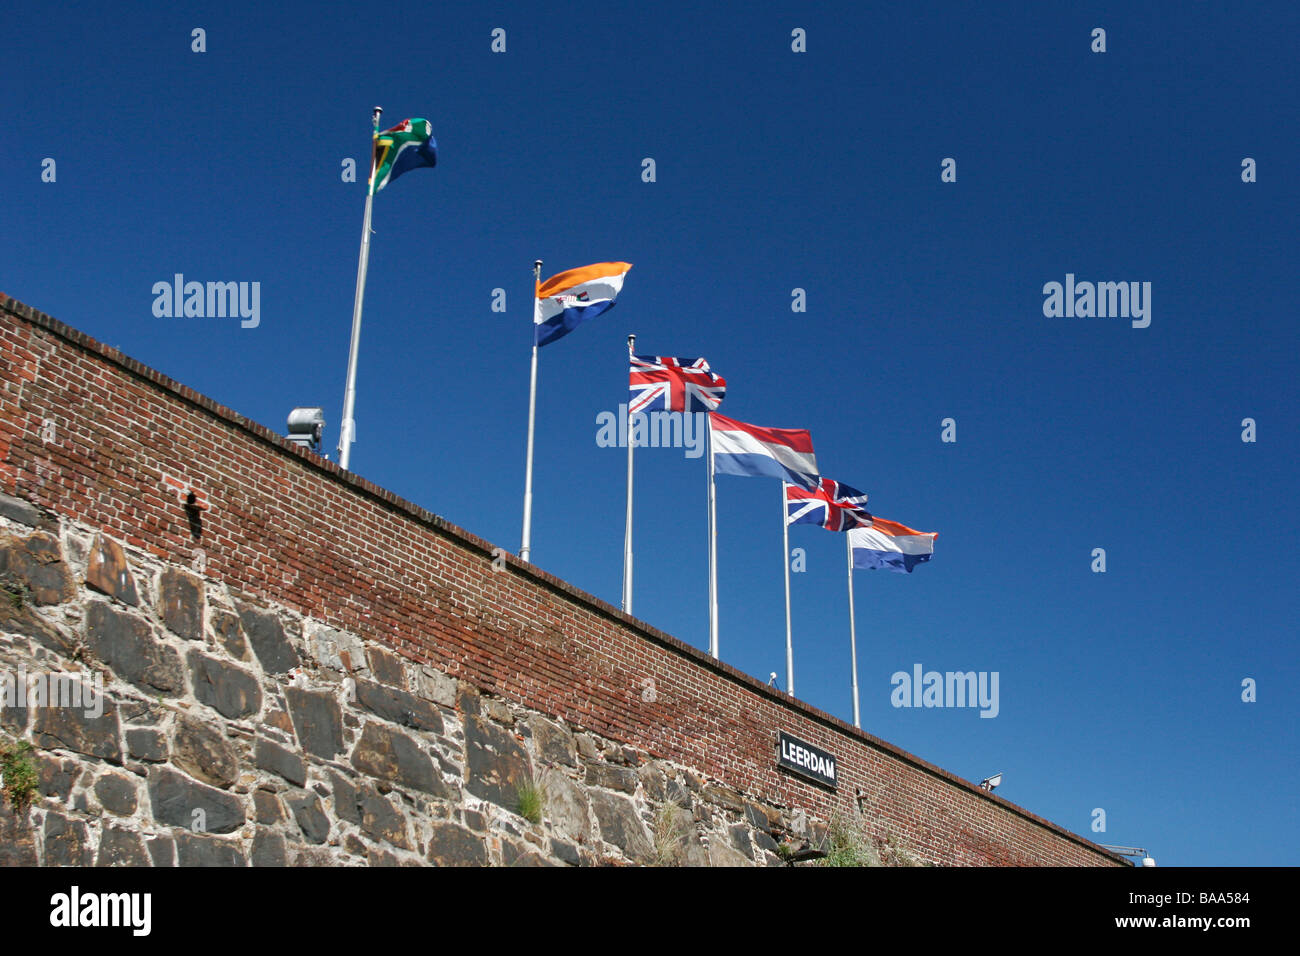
xmin=1099 ymin=844 xmax=1156 ymax=867
xmin=979 ymin=772 xmax=1002 ymax=792
xmin=287 ymin=407 xmax=325 ymax=452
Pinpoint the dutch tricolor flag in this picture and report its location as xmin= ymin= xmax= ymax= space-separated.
xmin=709 ymin=412 xmax=820 ymax=490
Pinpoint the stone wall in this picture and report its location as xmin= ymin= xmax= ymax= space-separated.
xmin=0 ymin=514 xmax=813 ymax=865
xmin=0 ymin=295 xmax=1123 ymax=866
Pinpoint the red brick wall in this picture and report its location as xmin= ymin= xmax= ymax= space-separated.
xmin=0 ymin=295 xmax=1122 ymax=866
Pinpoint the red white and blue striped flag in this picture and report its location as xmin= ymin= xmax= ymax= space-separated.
xmin=786 ymin=478 xmax=872 ymax=531
xmin=709 ymin=412 xmax=819 ymax=490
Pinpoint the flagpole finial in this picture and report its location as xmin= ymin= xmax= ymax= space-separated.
xmin=533 ymin=259 xmax=543 ymax=271
xmin=372 ymin=106 xmax=383 ymax=128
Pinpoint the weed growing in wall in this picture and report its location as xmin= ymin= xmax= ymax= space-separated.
xmin=0 ymin=740 xmax=38 ymax=814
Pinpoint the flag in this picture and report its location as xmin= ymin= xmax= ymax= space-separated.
xmin=786 ymin=478 xmax=872 ymax=531
xmin=848 ymin=518 xmax=937 ymax=572
xmin=535 ymin=262 xmax=632 ymax=347
xmin=629 ymin=354 xmax=726 ymax=414
xmin=709 ymin=412 xmax=819 ymax=490
xmin=371 ymin=118 xmax=437 ymax=192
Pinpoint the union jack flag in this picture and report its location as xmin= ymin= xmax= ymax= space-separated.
xmin=629 ymin=353 xmax=726 ymax=414
xmin=786 ymin=478 xmax=872 ymax=532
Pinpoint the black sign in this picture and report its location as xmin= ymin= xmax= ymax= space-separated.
xmin=776 ymin=731 xmax=837 ymax=789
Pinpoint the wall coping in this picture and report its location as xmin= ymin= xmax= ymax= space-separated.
xmin=0 ymin=292 xmax=1127 ymax=866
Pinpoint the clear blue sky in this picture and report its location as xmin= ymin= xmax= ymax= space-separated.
xmin=3 ymin=1 xmax=1296 ymax=866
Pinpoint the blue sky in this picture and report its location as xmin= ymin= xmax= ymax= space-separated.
xmin=3 ymin=1 xmax=1297 ymax=866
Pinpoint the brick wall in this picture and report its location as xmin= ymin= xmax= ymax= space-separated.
xmin=0 ymin=295 xmax=1122 ymax=866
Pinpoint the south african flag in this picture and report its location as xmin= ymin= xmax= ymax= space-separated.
xmin=370 ymin=118 xmax=437 ymax=192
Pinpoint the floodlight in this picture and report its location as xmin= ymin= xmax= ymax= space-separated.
xmin=287 ymin=407 xmax=325 ymax=452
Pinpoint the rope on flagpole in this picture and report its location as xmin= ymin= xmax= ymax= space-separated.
xmin=783 ymin=481 xmax=793 ymax=696
xmin=707 ymin=413 xmax=719 ymax=658
xmin=520 ymin=259 xmax=543 ymax=561
xmin=622 ymin=334 xmax=636 ymax=612
xmin=337 ymin=106 xmax=383 ymax=472
xmin=847 ymin=531 xmax=860 ymax=728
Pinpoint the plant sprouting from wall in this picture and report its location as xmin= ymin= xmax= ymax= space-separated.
xmin=818 ymin=815 xmax=929 ymax=867
xmin=820 ymin=814 xmax=881 ymax=867
xmin=653 ymin=801 xmax=690 ymax=866
xmin=515 ymin=777 xmax=546 ymax=825
xmin=0 ymin=740 xmax=39 ymax=814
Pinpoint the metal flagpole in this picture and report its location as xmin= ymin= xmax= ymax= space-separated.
xmin=846 ymin=532 xmax=860 ymax=728
xmin=622 ymin=334 xmax=636 ymax=613
xmin=707 ymin=413 xmax=719 ymax=657
xmin=782 ymin=481 xmax=793 ymax=695
xmin=520 ymin=259 xmax=543 ymax=562
xmin=337 ymin=105 xmax=383 ymax=472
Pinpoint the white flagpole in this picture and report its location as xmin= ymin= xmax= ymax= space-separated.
xmin=520 ymin=259 xmax=543 ymax=562
xmin=782 ymin=481 xmax=793 ymax=695
xmin=846 ymin=531 xmax=861 ymax=728
xmin=707 ymin=413 xmax=719 ymax=658
xmin=337 ymin=105 xmax=383 ymax=472
xmin=622 ymin=334 xmax=636 ymax=613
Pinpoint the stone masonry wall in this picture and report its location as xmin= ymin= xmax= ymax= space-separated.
xmin=0 ymin=515 xmax=800 ymax=865
xmin=0 ymin=295 xmax=1123 ymax=866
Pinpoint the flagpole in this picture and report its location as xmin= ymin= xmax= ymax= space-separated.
xmin=622 ymin=334 xmax=636 ymax=613
xmin=782 ymin=481 xmax=793 ymax=696
xmin=707 ymin=413 xmax=719 ymax=657
xmin=846 ymin=532 xmax=860 ymax=728
xmin=520 ymin=259 xmax=543 ymax=562
xmin=337 ymin=105 xmax=383 ymax=472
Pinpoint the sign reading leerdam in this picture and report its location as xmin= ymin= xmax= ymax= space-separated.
xmin=776 ymin=731 xmax=837 ymax=789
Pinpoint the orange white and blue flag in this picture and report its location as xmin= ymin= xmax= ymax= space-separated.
xmin=848 ymin=518 xmax=937 ymax=573
xmin=534 ymin=262 xmax=632 ymax=347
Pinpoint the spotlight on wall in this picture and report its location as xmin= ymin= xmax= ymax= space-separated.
xmin=979 ymin=772 xmax=1002 ymax=792
xmin=1099 ymin=844 xmax=1156 ymax=867
xmin=287 ymin=407 xmax=325 ymax=453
